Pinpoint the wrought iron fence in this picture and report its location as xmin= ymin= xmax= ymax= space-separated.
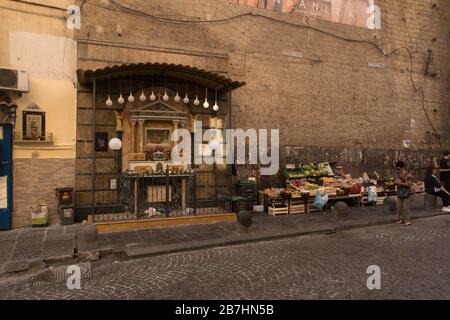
xmin=91 ymin=169 xmax=232 ymax=223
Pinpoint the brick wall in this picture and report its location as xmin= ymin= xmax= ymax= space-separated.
xmin=13 ymin=159 xmax=75 ymax=228
xmin=76 ymin=0 xmax=450 ymax=179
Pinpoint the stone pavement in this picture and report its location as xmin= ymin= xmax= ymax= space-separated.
xmin=98 ymin=195 xmax=447 ymax=260
xmin=0 ymin=193 xmax=446 ymax=278
xmin=0 ymin=223 xmax=98 ymax=278
xmin=2 ymin=214 xmax=449 ymax=299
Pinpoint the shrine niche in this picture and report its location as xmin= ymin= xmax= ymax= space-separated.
xmin=121 ymin=89 xmax=190 ymax=172
xmin=76 ymin=62 xmax=246 ymax=221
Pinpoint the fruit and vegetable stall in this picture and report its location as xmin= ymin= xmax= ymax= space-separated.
xmin=258 ymin=162 xmax=424 ymax=216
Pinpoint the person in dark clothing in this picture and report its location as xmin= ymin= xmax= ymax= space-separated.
xmin=424 ymin=166 xmax=450 ymax=212
xmin=439 ymin=151 xmax=450 ymax=194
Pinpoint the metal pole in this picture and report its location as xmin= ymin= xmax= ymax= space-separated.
xmin=191 ymin=132 xmax=197 ymax=215
xmin=165 ymin=168 xmax=170 ymax=217
xmin=92 ymin=79 xmax=97 ymax=217
xmin=227 ymin=91 xmax=233 ymax=196
xmin=115 ymin=150 xmax=120 ymax=204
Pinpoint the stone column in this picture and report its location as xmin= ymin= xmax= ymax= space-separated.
xmin=131 ymin=120 xmax=137 ymax=153
xmin=138 ymin=120 xmax=145 ymax=154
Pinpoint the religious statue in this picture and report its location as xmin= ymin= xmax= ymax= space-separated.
xmin=114 ymin=111 xmax=124 ymax=132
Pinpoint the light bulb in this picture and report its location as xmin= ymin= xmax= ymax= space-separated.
xmin=140 ymin=91 xmax=147 ymax=102
xmin=163 ymin=92 xmax=169 ymax=102
xmin=203 ymin=98 xmax=209 ymax=109
xmin=108 ymin=138 xmax=123 ymax=151
xmin=213 ymin=102 xmax=219 ymax=112
xmin=183 ymin=94 xmax=190 ymax=104
xmin=174 ymin=93 xmax=181 ymax=103
xmin=194 ymin=96 xmax=200 ymax=106
xmin=118 ymin=94 xmax=125 ymax=105
xmin=150 ymin=91 xmax=156 ymax=101
xmin=106 ymin=96 xmax=113 ymax=107
xmin=128 ymin=92 xmax=135 ymax=103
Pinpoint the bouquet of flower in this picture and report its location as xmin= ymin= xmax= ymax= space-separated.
xmin=145 ymin=144 xmax=172 ymax=161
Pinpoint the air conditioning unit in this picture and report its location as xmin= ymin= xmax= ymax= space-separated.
xmin=0 ymin=67 xmax=29 ymax=92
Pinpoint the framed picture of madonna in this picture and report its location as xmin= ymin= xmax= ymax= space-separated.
xmin=22 ymin=110 xmax=45 ymax=141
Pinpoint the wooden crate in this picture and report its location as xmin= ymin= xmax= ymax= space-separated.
xmin=376 ymin=196 xmax=386 ymax=206
xmin=268 ymin=206 xmax=289 ymax=216
xmin=267 ymin=196 xmax=288 ymax=216
xmin=361 ymin=194 xmax=386 ymax=206
xmin=288 ymin=197 xmax=305 ymax=214
xmin=289 ymin=204 xmax=306 ymax=214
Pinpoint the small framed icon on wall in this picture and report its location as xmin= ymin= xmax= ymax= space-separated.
xmin=95 ymin=132 xmax=109 ymax=152
xmin=23 ymin=111 xmax=45 ymax=141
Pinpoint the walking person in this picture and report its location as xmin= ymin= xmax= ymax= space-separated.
xmin=395 ymin=161 xmax=413 ymax=226
xmin=424 ymin=166 xmax=450 ymax=212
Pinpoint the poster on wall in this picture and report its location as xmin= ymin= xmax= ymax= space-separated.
xmin=0 ymin=176 xmax=7 ymax=209
xmin=229 ymin=0 xmax=377 ymax=29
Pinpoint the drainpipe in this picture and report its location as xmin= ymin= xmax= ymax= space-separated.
xmin=92 ymin=80 xmax=96 ymax=215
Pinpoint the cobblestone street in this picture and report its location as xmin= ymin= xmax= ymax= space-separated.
xmin=0 ymin=215 xmax=449 ymax=300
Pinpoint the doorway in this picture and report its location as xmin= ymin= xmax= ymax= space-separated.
xmin=0 ymin=124 xmax=13 ymax=230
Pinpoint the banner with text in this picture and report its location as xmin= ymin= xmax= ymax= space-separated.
xmin=229 ymin=0 xmax=379 ymax=29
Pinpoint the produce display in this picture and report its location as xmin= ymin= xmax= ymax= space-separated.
xmin=284 ymin=162 xmax=334 ymax=179
xmin=261 ymin=162 xmax=426 ymax=214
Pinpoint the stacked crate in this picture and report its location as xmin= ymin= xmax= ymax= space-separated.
xmin=234 ymin=181 xmax=258 ymax=212
xmin=268 ymin=196 xmax=289 ymax=216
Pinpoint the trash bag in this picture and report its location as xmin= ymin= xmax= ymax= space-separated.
xmin=313 ymin=192 xmax=329 ymax=210
xmin=368 ymin=186 xmax=378 ymax=203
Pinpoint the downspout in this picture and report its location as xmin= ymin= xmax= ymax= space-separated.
xmin=92 ymin=79 xmax=96 ymax=213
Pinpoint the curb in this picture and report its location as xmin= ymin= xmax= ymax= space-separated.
xmin=125 ymin=211 xmax=447 ymax=260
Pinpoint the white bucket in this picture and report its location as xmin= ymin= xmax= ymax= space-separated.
xmin=253 ymin=205 xmax=264 ymax=212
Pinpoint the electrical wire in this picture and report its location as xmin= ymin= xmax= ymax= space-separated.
xmin=9 ymin=0 xmax=68 ymax=11
xmin=103 ymin=0 xmax=442 ymax=145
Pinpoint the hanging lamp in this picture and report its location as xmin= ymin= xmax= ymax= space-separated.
xmin=140 ymin=80 xmax=147 ymax=102
xmin=213 ymin=90 xmax=219 ymax=112
xmin=106 ymin=79 xmax=113 ymax=107
xmin=203 ymin=88 xmax=209 ymax=109
xmin=118 ymin=80 xmax=125 ymax=105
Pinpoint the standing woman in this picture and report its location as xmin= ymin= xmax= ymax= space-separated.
xmin=395 ymin=161 xmax=413 ymax=226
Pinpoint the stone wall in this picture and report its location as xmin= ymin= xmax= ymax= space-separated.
xmin=76 ymin=0 xmax=450 ymax=183
xmin=13 ymin=159 xmax=75 ymax=228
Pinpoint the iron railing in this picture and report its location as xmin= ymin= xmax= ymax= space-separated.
xmin=91 ymin=169 xmax=232 ymax=222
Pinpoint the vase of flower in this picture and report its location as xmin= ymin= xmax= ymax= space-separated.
xmin=145 ymin=144 xmax=172 ymax=161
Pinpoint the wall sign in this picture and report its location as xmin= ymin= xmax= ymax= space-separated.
xmin=0 ymin=176 xmax=7 ymax=209
xmin=229 ymin=0 xmax=378 ymax=29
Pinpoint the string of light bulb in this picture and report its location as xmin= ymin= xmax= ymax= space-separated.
xmin=105 ymin=81 xmax=220 ymax=112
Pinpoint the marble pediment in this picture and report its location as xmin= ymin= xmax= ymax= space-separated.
xmin=129 ymin=99 xmax=187 ymax=122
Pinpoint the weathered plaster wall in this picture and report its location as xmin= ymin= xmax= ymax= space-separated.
xmin=0 ymin=0 xmax=77 ymax=227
